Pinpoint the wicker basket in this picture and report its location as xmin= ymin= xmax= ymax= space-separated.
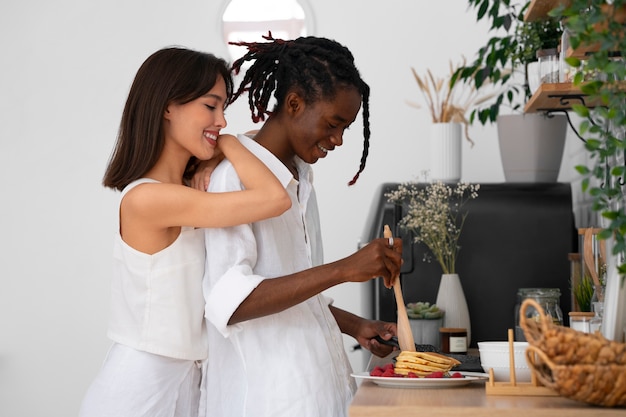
xmin=520 ymin=298 xmax=626 ymax=407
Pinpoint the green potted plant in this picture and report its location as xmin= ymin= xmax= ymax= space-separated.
xmin=452 ymin=0 xmax=568 ymax=182
xmin=550 ymin=0 xmax=626 ymax=341
xmin=514 ymin=15 xmax=562 ymax=92
xmin=405 ymin=301 xmax=445 ymax=348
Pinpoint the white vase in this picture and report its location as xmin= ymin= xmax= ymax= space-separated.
xmin=429 ymin=122 xmax=462 ymax=182
xmin=435 ymin=273 xmax=471 ymax=346
xmin=527 ymin=61 xmax=540 ymax=95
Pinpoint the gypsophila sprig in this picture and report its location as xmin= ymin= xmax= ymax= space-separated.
xmin=386 ymin=180 xmax=480 ymax=274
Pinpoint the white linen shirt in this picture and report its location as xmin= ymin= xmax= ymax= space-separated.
xmin=200 ymin=135 xmax=356 ymax=417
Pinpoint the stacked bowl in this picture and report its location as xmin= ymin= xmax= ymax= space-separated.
xmin=478 ymin=341 xmax=531 ymax=382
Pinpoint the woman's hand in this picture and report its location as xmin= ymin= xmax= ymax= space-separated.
xmin=189 ymin=150 xmax=224 ymax=191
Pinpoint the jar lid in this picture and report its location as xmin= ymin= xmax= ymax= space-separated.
xmin=568 ymin=312 xmax=596 ymax=317
xmin=536 ymin=48 xmax=558 ymax=58
xmin=439 ymin=327 xmax=466 ymax=333
xmin=517 ymin=288 xmax=561 ymax=297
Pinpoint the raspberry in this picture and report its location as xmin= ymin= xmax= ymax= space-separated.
xmin=451 ymin=372 xmax=464 ymax=378
xmin=425 ymin=371 xmax=445 ymax=378
xmin=370 ymin=368 xmax=383 ymax=377
xmin=406 ymin=372 xmax=418 ymax=378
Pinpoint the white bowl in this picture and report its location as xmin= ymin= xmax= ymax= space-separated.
xmin=478 ymin=341 xmax=531 ymax=382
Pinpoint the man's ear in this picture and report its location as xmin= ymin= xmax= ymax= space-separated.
xmin=285 ymin=92 xmax=304 ymax=115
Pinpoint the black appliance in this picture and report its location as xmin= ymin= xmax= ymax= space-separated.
xmin=360 ymin=182 xmax=577 ymax=347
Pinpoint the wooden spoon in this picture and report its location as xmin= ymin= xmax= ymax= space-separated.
xmin=383 ymin=224 xmax=416 ymax=352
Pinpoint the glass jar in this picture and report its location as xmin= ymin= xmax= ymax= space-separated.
xmin=537 ymin=48 xmax=560 ymax=84
xmin=440 ymin=327 xmax=467 ymax=354
xmin=569 ymin=311 xmax=596 ymax=333
xmin=515 ymin=288 xmax=563 ymax=341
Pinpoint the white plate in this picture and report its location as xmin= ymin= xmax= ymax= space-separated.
xmin=351 ymin=371 xmax=488 ymax=388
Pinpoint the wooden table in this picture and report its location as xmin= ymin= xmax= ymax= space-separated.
xmin=349 ymin=379 xmax=625 ymax=416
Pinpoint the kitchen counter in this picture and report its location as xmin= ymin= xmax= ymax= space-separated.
xmin=349 ymin=379 xmax=625 ymax=416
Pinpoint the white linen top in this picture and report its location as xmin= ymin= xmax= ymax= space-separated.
xmin=200 ymin=135 xmax=356 ymax=417
xmin=107 ymin=178 xmax=208 ymax=360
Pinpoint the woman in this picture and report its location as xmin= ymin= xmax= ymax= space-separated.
xmin=79 ymin=46 xmax=290 ymax=417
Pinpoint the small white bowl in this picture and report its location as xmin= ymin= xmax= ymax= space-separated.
xmin=478 ymin=341 xmax=531 ymax=382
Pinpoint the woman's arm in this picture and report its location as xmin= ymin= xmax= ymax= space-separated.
xmin=124 ymin=135 xmax=290 ymax=231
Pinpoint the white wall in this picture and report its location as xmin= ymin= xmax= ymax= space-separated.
xmin=0 ymin=1 xmax=582 ymax=416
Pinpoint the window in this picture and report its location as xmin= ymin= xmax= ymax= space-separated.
xmin=221 ymin=0 xmax=315 ymax=61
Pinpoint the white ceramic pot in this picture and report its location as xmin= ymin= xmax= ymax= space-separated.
xmin=429 ymin=122 xmax=462 ymax=182
xmin=496 ymin=113 xmax=567 ymax=183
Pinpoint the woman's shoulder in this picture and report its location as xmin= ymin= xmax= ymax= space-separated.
xmin=121 ymin=178 xmax=160 ymax=198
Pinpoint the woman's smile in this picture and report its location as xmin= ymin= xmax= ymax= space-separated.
xmin=204 ymin=130 xmax=219 ymax=147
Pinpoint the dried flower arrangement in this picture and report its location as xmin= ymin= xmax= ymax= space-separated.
xmin=386 ymin=180 xmax=480 ymax=274
xmin=408 ymin=58 xmax=495 ymax=146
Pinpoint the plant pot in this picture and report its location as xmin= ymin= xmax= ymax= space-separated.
xmin=409 ymin=317 xmax=443 ymax=349
xmin=496 ymin=113 xmax=567 ymax=183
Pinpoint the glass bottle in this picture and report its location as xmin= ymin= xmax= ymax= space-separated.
xmin=515 ymin=288 xmax=563 ymax=341
xmin=537 ymin=48 xmax=560 ymax=84
xmin=559 ymin=28 xmax=573 ymax=83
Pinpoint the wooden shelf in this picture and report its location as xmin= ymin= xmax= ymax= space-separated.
xmin=524 ymin=0 xmax=571 ymax=22
xmin=524 ymin=83 xmax=598 ymax=113
xmin=525 ymin=81 xmax=626 ymax=113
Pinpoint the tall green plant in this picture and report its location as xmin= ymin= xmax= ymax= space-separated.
xmin=551 ymin=0 xmax=626 ymax=276
xmin=452 ymin=0 xmax=562 ymax=124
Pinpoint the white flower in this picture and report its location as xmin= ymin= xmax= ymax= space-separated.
xmin=386 ymin=179 xmax=480 ymax=274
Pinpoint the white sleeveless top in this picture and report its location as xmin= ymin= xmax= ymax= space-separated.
xmin=107 ymin=178 xmax=207 ymax=360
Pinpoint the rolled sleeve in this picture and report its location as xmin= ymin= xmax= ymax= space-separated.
xmin=204 ymin=262 xmax=264 ymax=337
xmin=203 ymin=158 xmax=268 ymax=338
xmin=203 ymin=204 xmax=265 ymax=337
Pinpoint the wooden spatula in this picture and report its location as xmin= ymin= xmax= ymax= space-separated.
xmin=384 ymin=224 xmax=416 ymax=352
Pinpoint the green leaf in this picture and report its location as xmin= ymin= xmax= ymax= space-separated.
xmin=575 ymin=164 xmax=590 ymax=175
xmin=580 ymin=80 xmax=603 ymax=95
xmin=572 ymin=103 xmax=590 ymax=118
xmin=598 ymin=229 xmax=613 ymax=240
xmin=565 ymin=56 xmax=581 ymax=67
xmin=477 ymin=0 xmax=489 ymax=20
